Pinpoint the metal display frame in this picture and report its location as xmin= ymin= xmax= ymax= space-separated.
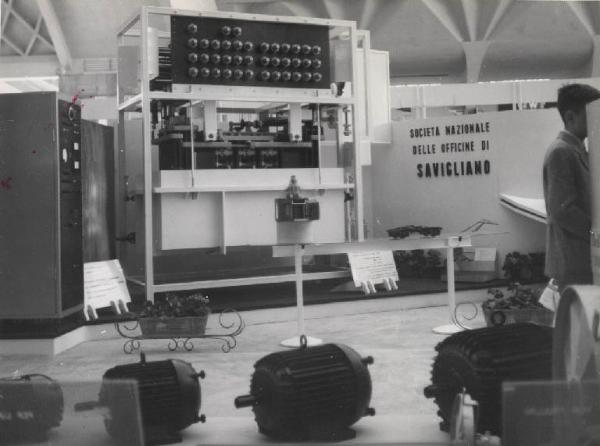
xmin=116 ymin=7 xmax=364 ymax=302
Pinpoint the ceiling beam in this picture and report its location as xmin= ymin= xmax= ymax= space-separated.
xmin=421 ymin=0 xmax=465 ymax=42
xmin=1 ymin=35 xmax=25 ymax=56
xmin=4 ymin=0 xmax=53 ymax=49
xmin=483 ymin=0 xmax=513 ymax=40
xmin=36 ymin=0 xmax=72 ymax=72
xmin=24 ymin=14 xmax=43 ymax=56
xmin=566 ymin=1 xmax=595 ymax=36
xmin=1 ymin=0 xmax=13 ymax=31
xmin=460 ymin=0 xmax=478 ymax=41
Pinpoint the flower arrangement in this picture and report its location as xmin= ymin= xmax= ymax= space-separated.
xmin=482 ymin=283 xmax=552 ymax=326
xmin=139 ymin=293 xmax=211 ymax=319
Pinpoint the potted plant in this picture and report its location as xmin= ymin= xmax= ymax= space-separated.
xmin=482 ymin=283 xmax=553 ymax=326
xmin=137 ymin=292 xmax=211 ymax=337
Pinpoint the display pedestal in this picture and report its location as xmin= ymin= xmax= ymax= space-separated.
xmin=281 ymin=335 xmax=323 ymax=348
xmin=432 ymin=241 xmax=465 ymax=335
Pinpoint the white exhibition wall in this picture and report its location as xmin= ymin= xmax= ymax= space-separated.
xmin=368 ymin=109 xmax=563 ymax=272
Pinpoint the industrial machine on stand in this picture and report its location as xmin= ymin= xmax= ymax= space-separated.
xmin=116 ymin=7 xmax=389 ymax=303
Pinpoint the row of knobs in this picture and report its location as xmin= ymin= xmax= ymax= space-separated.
xmin=187 ymin=67 xmax=323 ymax=82
xmin=187 ymin=37 xmax=322 ymax=56
xmin=187 ymin=53 xmax=322 ymax=69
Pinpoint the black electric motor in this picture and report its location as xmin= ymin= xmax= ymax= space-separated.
xmin=424 ymin=323 xmax=553 ymax=435
xmin=235 ymin=340 xmax=375 ymax=441
xmin=0 ymin=374 xmax=64 ymax=442
xmin=99 ymin=353 xmax=205 ymax=445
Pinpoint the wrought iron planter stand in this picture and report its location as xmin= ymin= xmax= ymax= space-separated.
xmin=114 ymin=309 xmax=245 ymax=353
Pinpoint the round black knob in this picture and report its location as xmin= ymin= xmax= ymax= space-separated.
xmin=302 ymin=58 xmax=312 ymax=68
xmin=188 ymin=66 xmax=199 ymax=78
xmin=232 ymin=26 xmax=242 ymax=37
xmin=210 ymin=39 xmax=221 ymax=50
xmin=222 ymin=68 xmax=233 ymax=79
xmin=260 ymin=70 xmax=270 ymax=81
xmin=222 ymin=54 xmax=232 ymax=65
xmin=187 ymin=23 xmax=198 ymax=34
xmin=211 ymin=67 xmax=221 ymax=78
xmin=291 ymin=44 xmax=301 ymax=54
xmin=271 ymin=71 xmax=281 ymax=81
xmin=232 ymin=39 xmax=243 ymax=51
xmin=280 ymin=43 xmax=291 ymax=53
xmin=302 ymin=72 xmax=312 ymax=82
xmin=301 ymin=44 xmax=311 ymax=54
xmin=233 ymin=69 xmax=244 ymax=80
xmin=243 ymin=41 xmax=254 ymax=52
xmin=271 ymin=57 xmax=280 ymax=67
xmin=245 ymin=69 xmax=255 ymax=80
xmin=270 ymin=43 xmax=280 ymax=53
xmin=291 ymin=58 xmax=301 ymax=68
xmin=210 ymin=54 xmax=221 ymax=64
xmin=292 ymin=71 xmax=302 ymax=82
xmin=244 ymin=55 xmax=254 ymax=65
xmin=199 ymin=38 xmax=210 ymax=49
xmin=281 ymin=71 xmax=291 ymax=81
xmin=281 ymin=57 xmax=291 ymax=68
xmin=233 ymin=54 xmax=243 ymax=65
xmin=187 ymin=38 xmax=198 ymax=49
xmin=260 ymin=56 xmax=270 ymax=66
xmin=259 ymin=42 xmax=270 ymax=53
xmin=199 ymin=53 xmax=210 ymax=64
xmin=221 ymin=40 xmax=232 ymax=51
xmin=221 ymin=25 xmax=231 ymax=36
xmin=312 ymin=72 xmax=323 ymax=82
xmin=312 ymin=58 xmax=322 ymax=69
xmin=188 ymin=52 xmax=199 ymax=63
xmin=312 ymin=45 xmax=321 ymax=55
xmin=200 ymin=67 xmax=210 ymax=78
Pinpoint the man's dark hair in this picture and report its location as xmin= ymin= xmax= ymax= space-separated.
xmin=557 ymin=83 xmax=600 ymax=122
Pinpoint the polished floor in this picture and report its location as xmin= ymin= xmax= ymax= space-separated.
xmin=0 ymin=289 xmax=490 ymax=445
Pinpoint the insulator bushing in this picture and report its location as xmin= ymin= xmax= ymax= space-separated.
xmin=187 ymin=38 xmax=198 ymax=49
xmin=199 ymin=38 xmax=210 ymax=49
xmin=210 ymin=39 xmax=221 ymax=50
xmin=233 ymin=54 xmax=243 ymax=65
xmin=233 ymin=69 xmax=244 ymax=79
xmin=187 ymin=23 xmax=198 ymax=34
xmin=281 ymin=57 xmax=291 ymax=68
xmin=312 ymin=45 xmax=322 ymax=55
xmin=210 ymin=54 xmax=221 ymax=64
xmin=291 ymin=58 xmax=301 ymax=68
xmin=232 ymin=39 xmax=243 ymax=51
xmin=188 ymin=66 xmax=199 ymax=78
xmin=292 ymin=71 xmax=302 ymax=82
xmin=301 ymin=44 xmax=311 ymax=54
xmin=424 ymin=323 xmax=553 ymax=435
xmin=271 ymin=71 xmax=281 ymax=81
xmin=100 ymin=354 xmax=206 ymax=445
xmin=200 ymin=67 xmax=210 ymax=78
xmin=312 ymin=58 xmax=322 ymax=69
xmin=235 ymin=342 xmax=375 ymax=441
xmin=271 ymin=57 xmax=281 ymax=67
xmin=281 ymin=43 xmax=291 ymax=53
xmin=221 ymin=39 xmax=232 ymax=51
xmin=222 ymin=54 xmax=232 ymax=65
xmin=260 ymin=56 xmax=270 ymax=66
xmin=259 ymin=42 xmax=270 ymax=53
xmin=245 ymin=69 xmax=255 ymax=80
xmin=302 ymin=72 xmax=312 ymax=82
xmin=243 ymin=41 xmax=254 ymax=52
xmin=232 ymin=26 xmax=242 ymax=37
xmin=312 ymin=72 xmax=323 ymax=82
xmin=222 ymin=68 xmax=233 ymax=79
xmin=211 ymin=67 xmax=221 ymax=78
xmin=291 ymin=44 xmax=301 ymax=54
xmin=187 ymin=52 xmax=198 ymax=63
xmin=281 ymin=71 xmax=291 ymax=81
xmin=302 ymin=58 xmax=312 ymax=68
xmin=199 ymin=53 xmax=210 ymax=64
xmin=260 ymin=70 xmax=271 ymax=81
xmin=270 ymin=43 xmax=280 ymax=53
xmin=221 ymin=25 xmax=231 ymax=36
xmin=244 ymin=55 xmax=254 ymax=65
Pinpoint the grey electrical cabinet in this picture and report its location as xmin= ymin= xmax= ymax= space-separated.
xmin=0 ymin=92 xmax=83 ymax=322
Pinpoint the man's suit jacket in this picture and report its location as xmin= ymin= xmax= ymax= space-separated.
xmin=543 ymin=130 xmax=592 ymax=287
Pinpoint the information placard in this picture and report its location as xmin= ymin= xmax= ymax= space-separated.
xmin=347 ymin=251 xmax=399 ymax=287
xmin=83 ymin=259 xmax=130 ymax=319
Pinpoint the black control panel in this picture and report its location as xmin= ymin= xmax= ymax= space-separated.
xmin=58 ymin=100 xmax=83 ymax=311
xmin=171 ymin=15 xmax=330 ymax=88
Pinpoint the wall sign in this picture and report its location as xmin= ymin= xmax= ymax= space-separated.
xmin=409 ymin=120 xmax=492 ymax=179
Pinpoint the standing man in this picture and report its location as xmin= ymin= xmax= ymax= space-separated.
xmin=543 ymin=83 xmax=600 ymax=292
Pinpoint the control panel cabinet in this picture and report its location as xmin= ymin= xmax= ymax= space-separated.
xmin=0 ymin=92 xmax=83 ymax=319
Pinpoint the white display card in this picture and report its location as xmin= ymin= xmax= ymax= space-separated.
xmin=83 ymin=259 xmax=131 ymax=320
xmin=347 ymin=250 xmax=399 ymax=287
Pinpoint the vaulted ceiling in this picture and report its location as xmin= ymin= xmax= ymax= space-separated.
xmin=1 ymin=0 xmax=600 ymax=93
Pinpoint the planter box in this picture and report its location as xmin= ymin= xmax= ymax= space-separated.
xmin=482 ymin=306 xmax=553 ymax=327
xmin=138 ymin=315 xmax=209 ymax=337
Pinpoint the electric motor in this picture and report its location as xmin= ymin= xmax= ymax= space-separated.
xmin=235 ymin=342 xmax=375 ymax=441
xmin=424 ymin=323 xmax=553 ymax=435
xmin=0 ymin=374 xmax=64 ymax=442
xmin=99 ymin=353 xmax=205 ymax=445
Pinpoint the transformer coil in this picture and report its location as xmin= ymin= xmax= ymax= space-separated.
xmin=424 ymin=323 xmax=553 ymax=435
xmin=235 ymin=342 xmax=375 ymax=441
